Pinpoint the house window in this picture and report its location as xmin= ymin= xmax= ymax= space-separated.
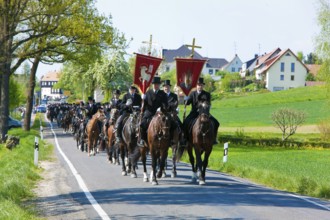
xmin=273 ymin=87 xmax=284 ymax=91
xmin=231 ymin=67 xmax=235 ymax=72
xmin=209 ymin=69 xmax=214 ymax=74
xmin=280 ymin=75 xmax=284 ymax=81
xmin=291 ymin=75 xmax=295 ymax=81
xmin=280 ymin=62 xmax=285 ymax=72
xmin=291 ymin=63 xmax=295 ymax=72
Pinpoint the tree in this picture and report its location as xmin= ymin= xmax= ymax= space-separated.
xmin=315 ymin=0 xmax=330 ymax=92
xmin=271 ymin=108 xmax=306 ymax=141
xmin=297 ymin=51 xmax=304 ymax=62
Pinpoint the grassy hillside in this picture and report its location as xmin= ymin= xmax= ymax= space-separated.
xmin=209 ymin=86 xmax=330 ymax=127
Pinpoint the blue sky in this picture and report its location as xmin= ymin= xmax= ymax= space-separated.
xmin=36 ymin=0 xmax=320 ymax=78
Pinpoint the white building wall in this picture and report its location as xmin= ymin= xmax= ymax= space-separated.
xmin=223 ymin=56 xmax=243 ymax=73
xmin=267 ymin=53 xmax=307 ymax=91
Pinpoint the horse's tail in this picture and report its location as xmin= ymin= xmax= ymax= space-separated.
xmin=130 ymin=145 xmax=141 ymax=164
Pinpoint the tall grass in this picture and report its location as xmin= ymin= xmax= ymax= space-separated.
xmin=0 ymin=114 xmax=53 ymax=219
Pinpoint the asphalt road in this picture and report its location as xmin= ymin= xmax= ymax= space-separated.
xmin=36 ymin=118 xmax=330 ymax=220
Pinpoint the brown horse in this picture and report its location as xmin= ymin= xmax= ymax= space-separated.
xmin=86 ymin=109 xmax=105 ymax=156
xmin=147 ymin=109 xmax=171 ymax=185
xmin=106 ymin=108 xmax=120 ymax=164
xmin=185 ymin=101 xmax=215 ymax=185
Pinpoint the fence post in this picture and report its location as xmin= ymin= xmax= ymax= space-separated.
xmin=223 ymin=142 xmax=229 ymax=163
xmin=40 ymin=120 xmax=43 ymax=140
xmin=34 ymin=136 xmax=39 ymax=166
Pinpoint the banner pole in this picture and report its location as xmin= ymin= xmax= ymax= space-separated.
xmin=183 ymin=100 xmax=187 ymax=121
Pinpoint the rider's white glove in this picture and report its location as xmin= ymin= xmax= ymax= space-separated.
xmin=126 ymin=98 xmax=133 ymax=106
xmin=141 ymin=94 xmax=146 ymax=100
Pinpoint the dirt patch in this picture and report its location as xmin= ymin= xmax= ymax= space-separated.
xmin=31 ymin=155 xmax=87 ymax=219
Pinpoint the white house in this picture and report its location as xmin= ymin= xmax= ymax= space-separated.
xmin=240 ymin=54 xmax=258 ymax=77
xmin=40 ymin=70 xmax=63 ymax=100
xmin=255 ymin=48 xmax=308 ymax=91
xmin=221 ymin=54 xmax=243 ymax=73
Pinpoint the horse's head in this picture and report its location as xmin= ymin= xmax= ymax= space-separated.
xmin=95 ymin=109 xmax=106 ymax=121
xmin=109 ymin=108 xmax=119 ymax=124
xmin=198 ymin=101 xmax=211 ymax=122
xmin=155 ymin=110 xmax=171 ymax=138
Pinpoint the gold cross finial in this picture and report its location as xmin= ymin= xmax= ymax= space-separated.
xmin=185 ymin=38 xmax=202 ymax=58
xmin=142 ymin=34 xmax=153 ymax=56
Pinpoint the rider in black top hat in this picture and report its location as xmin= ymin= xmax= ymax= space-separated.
xmin=183 ymin=77 xmax=220 ymax=145
xmin=114 ymin=85 xmax=142 ymax=144
xmin=138 ymin=76 xmax=170 ymax=147
xmin=163 ymin=79 xmax=184 ymax=145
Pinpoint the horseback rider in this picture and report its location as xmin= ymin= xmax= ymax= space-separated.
xmin=109 ymin=89 xmax=122 ymax=110
xmin=138 ymin=76 xmax=172 ymax=148
xmin=162 ymin=79 xmax=184 ymax=144
xmin=114 ymin=85 xmax=142 ymax=144
xmin=86 ymin=96 xmax=98 ymax=119
xmin=182 ymin=77 xmax=220 ymax=145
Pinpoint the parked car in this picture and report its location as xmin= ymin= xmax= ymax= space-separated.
xmin=8 ymin=116 xmax=22 ymax=129
xmin=36 ymin=106 xmax=47 ymax=113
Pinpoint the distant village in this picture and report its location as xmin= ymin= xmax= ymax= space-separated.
xmin=40 ymin=45 xmax=321 ymax=102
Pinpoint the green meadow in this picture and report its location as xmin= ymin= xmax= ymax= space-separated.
xmin=179 ymin=85 xmax=330 ymax=199
xmin=205 ymin=145 xmax=330 ymax=199
xmin=208 ymin=86 xmax=330 ymax=127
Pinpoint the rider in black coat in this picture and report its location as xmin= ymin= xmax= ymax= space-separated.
xmin=138 ymin=76 xmax=169 ymax=147
xmin=114 ymin=86 xmax=142 ymax=144
xmin=183 ymin=78 xmax=220 ymax=145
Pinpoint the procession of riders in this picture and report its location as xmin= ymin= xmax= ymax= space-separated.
xmin=46 ymin=76 xmax=219 ymax=160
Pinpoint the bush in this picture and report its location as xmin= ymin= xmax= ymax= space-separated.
xmin=318 ymin=119 xmax=330 ymax=141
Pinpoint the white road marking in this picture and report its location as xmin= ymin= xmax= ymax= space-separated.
xmin=47 ymin=118 xmax=111 ymax=220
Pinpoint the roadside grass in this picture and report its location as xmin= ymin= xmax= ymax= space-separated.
xmin=180 ymin=143 xmax=330 ymax=199
xmin=0 ymin=114 xmax=53 ymax=219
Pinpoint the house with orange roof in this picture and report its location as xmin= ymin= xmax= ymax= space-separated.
xmin=40 ymin=70 xmax=63 ymax=100
xmin=254 ymin=48 xmax=308 ymax=91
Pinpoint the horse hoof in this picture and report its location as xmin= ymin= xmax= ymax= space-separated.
xmin=171 ymin=172 xmax=177 ymax=178
xmin=199 ymin=180 xmax=206 ymax=185
xmin=131 ymin=173 xmax=137 ymax=178
xmin=143 ymin=178 xmax=149 ymax=182
xmin=152 ymin=181 xmax=158 ymax=185
xmin=162 ymin=173 xmax=166 ymax=178
xmin=191 ymin=178 xmax=197 ymax=183
xmin=122 ymin=171 xmax=127 ymax=176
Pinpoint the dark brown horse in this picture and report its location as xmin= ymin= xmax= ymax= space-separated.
xmin=106 ymin=108 xmax=120 ymax=164
xmin=86 ymin=109 xmax=105 ymax=156
xmin=121 ymin=106 xmax=141 ymax=178
xmin=147 ymin=109 xmax=171 ymax=185
xmin=185 ymin=101 xmax=215 ymax=185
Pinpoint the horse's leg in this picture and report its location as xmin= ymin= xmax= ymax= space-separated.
xmin=150 ymin=149 xmax=158 ymax=185
xmin=171 ymin=144 xmax=177 ymax=178
xmin=120 ymin=144 xmax=127 ymax=176
xmin=157 ymin=149 xmax=168 ymax=179
xmin=187 ymin=143 xmax=198 ymax=183
xmin=200 ymin=147 xmax=212 ymax=185
xmin=140 ymin=148 xmax=149 ymax=182
xmin=194 ymin=146 xmax=203 ymax=183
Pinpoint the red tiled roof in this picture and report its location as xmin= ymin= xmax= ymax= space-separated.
xmin=306 ymin=64 xmax=321 ymax=76
xmin=40 ymin=70 xmax=61 ymax=81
